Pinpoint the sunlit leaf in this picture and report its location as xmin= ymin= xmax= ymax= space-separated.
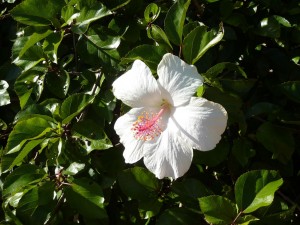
xmin=235 ymin=170 xmax=283 ymax=213
xmin=72 ymin=2 xmax=112 ymax=34
xmin=64 ymin=178 xmax=107 ymax=220
xmin=183 ymin=24 xmax=224 ymax=64
xmin=144 ymin=3 xmax=160 ymax=23
xmin=0 ymin=80 xmax=10 ymax=106
xmin=2 ymin=164 xmax=46 ymax=197
xmin=199 ymin=195 xmax=237 ymax=225
xmin=10 ymin=0 xmax=64 ymax=26
xmin=147 ymin=24 xmax=173 ymax=50
xmin=60 ymin=93 xmax=94 ymax=124
xmin=164 ymin=0 xmax=191 ymax=45
xmin=121 ymin=44 xmax=167 ymax=71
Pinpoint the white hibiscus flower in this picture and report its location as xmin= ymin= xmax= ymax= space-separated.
xmin=113 ymin=53 xmax=227 ymax=179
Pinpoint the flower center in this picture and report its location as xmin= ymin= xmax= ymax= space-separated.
xmin=132 ymin=107 xmax=166 ymax=141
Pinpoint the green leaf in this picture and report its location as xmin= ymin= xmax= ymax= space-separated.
xmin=245 ymin=102 xmax=280 ymax=119
xmin=2 ymin=164 xmax=46 ymax=197
xmin=0 ymin=118 xmax=8 ymax=130
xmin=16 ymin=182 xmax=56 ymax=225
xmin=256 ymin=122 xmax=294 ymax=164
xmin=172 ymin=178 xmax=212 ymax=207
xmin=45 ymin=70 xmax=70 ymax=99
xmin=118 ymin=167 xmax=161 ymax=201
xmin=157 ymin=207 xmax=202 ymax=225
xmin=72 ymin=2 xmax=112 ymax=34
xmin=232 ymin=138 xmax=255 ymax=167
xmin=279 ymin=81 xmax=300 ymax=103
xmin=0 ymin=80 xmax=10 ymax=106
xmin=183 ymin=21 xmax=201 ymax=37
xmin=196 ymin=85 xmax=205 ymax=97
xmin=84 ymin=26 xmax=121 ymax=50
xmin=77 ymin=35 xmax=120 ymax=71
xmin=79 ymin=135 xmax=112 ymax=154
xmin=204 ymin=62 xmax=247 ymax=79
xmin=183 ymin=24 xmax=224 ymax=64
xmin=64 ymin=162 xmax=86 ymax=175
xmin=60 ymin=93 xmax=94 ymax=124
xmin=147 ymin=24 xmax=173 ymax=50
xmin=121 ymin=44 xmax=167 ymax=71
xmin=220 ymin=79 xmax=256 ymax=97
xmin=193 ymin=139 xmax=230 ymax=167
xmin=10 ymin=0 xmax=64 ymax=26
xmin=255 ymin=16 xmax=281 ymax=39
xmin=273 ymin=15 xmax=291 ymax=27
xmin=235 ymin=170 xmax=283 ymax=213
xmin=13 ymin=44 xmax=45 ymax=72
xmin=164 ymin=0 xmax=191 ymax=46
xmin=64 ymin=178 xmax=107 ymax=220
xmin=199 ymin=195 xmax=237 ymax=225
xmin=144 ymin=3 xmax=160 ymax=23
xmin=8 ymin=138 xmax=45 ymax=170
xmin=19 ymin=29 xmax=53 ymax=58
xmin=43 ymin=30 xmax=64 ymax=63
xmin=14 ymin=71 xmax=46 ymax=109
xmin=5 ymin=117 xmax=53 ymax=154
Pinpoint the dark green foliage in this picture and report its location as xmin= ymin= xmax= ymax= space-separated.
xmin=0 ymin=0 xmax=299 ymax=224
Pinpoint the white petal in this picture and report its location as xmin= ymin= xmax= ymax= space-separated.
xmin=157 ymin=53 xmax=203 ymax=107
xmin=114 ymin=108 xmax=145 ymax=163
xmin=114 ymin=107 xmax=162 ymax=163
xmin=112 ymin=60 xmax=162 ymax=108
xmin=172 ymin=97 xmax=227 ymax=151
xmin=143 ymin=119 xmax=193 ymax=179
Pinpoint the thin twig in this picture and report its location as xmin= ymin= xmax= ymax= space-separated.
xmin=231 ymin=210 xmax=243 ymax=225
xmin=278 ymin=191 xmax=300 ymax=212
xmin=0 ymin=13 xmax=10 ymax=20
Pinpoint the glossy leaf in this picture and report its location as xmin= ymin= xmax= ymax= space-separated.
xmin=8 ymin=138 xmax=45 ymax=170
xmin=147 ymin=24 xmax=173 ymax=50
xmin=84 ymin=26 xmax=121 ymax=50
xmin=0 ymin=80 xmax=10 ymax=106
xmin=77 ymin=35 xmax=120 ymax=71
xmin=10 ymin=0 xmax=64 ymax=26
xmin=60 ymin=93 xmax=94 ymax=124
xmin=256 ymin=122 xmax=294 ymax=164
xmin=5 ymin=116 xmax=53 ymax=154
xmin=72 ymin=2 xmax=112 ymax=34
xmin=183 ymin=25 xmax=224 ymax=64
xmin=43 ymin=31 xmax=64 ymax=63
xmin=121 ymin=44 xmax=167 ymax=71
xmin=144 ymin=3 xmax=160 ymax=23
xmin=164 ymin=0 xmax=191 ymax=45
xmin=64 ymin=178 xmax=107 ymax=220
xmin=16 ymin=182 xmax=56 ymax=225
xmin=172 ymin=178 xmax=212 ymax=207
xmin=193 ymin=139 xmax=230 ymax=167
xmin=157 ymin=207 xmax=202 ymax=225
xmin=19 ymin=29 xmax=53 ymax=57
xmin=199 ymin=195 xmax=237 ymax=225
xmin=14 ymin=71 xmax=45 ymax=108
xmin=118 ymin=167 xmax=161 ymax=201
xmin=235 ymin=170 xmax=283 ymax=213
xmin=64 ymin=162 xmax=86 ymax=175
xmin=204 ymin=62 xmax=247 ymax=79
xmin=2 ymin=164 xmax=46 ymax=197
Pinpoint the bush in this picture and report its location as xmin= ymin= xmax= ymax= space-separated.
xmin=0 ymin=0 xmax=299 ymax=224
